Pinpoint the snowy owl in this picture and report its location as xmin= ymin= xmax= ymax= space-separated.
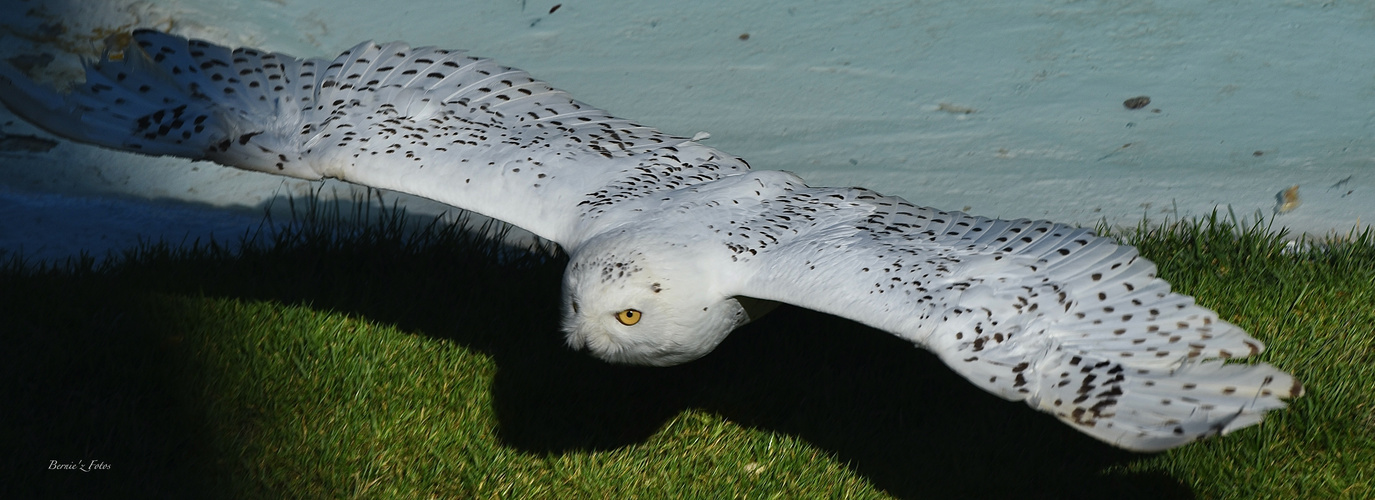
xmin=0 ymin=30 xmax=1301 ymax=452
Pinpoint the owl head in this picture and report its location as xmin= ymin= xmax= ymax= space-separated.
xmin=559 ymin=231 xmax=775 ymax=366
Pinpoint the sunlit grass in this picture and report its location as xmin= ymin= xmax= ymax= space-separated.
xmin=1 ymin=202 xmax=1370 ymax=499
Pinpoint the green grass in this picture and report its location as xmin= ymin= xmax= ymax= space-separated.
xmin=1 ymin=201 xmax=1371 ymax=499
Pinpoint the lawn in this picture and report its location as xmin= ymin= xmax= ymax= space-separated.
xmin=2 ymin=201 xmax=1371 ymax=499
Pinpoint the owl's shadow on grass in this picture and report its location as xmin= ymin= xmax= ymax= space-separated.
xmin=476 ymin=303 xmax=1188 ymax=499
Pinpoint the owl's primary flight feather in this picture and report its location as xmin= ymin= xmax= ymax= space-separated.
xmin=0 ymin=30 xmax=1300 ymax=452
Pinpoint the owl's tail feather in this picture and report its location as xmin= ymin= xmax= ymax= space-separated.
xmin=0 ymin=30 xmax=321 ymax=180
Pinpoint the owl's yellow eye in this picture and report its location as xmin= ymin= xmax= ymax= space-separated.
xmin=615 ymin=309 xmax=642 ymax=326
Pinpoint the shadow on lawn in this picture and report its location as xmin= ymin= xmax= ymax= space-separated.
xmin=481 ymin=304 xmax=1190 ymax=499
xmin=0 ymin=202 xmax=1194 ymax=499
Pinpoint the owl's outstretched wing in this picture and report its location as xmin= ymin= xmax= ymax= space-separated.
xmin=698 ymin=173 xmax=1300 ymax=452
xmin=0 ymin=30 xmax=748 ymax=246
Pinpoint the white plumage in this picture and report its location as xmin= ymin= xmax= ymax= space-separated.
xmin=0 ymin=30 xmax=1301 ymax=452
